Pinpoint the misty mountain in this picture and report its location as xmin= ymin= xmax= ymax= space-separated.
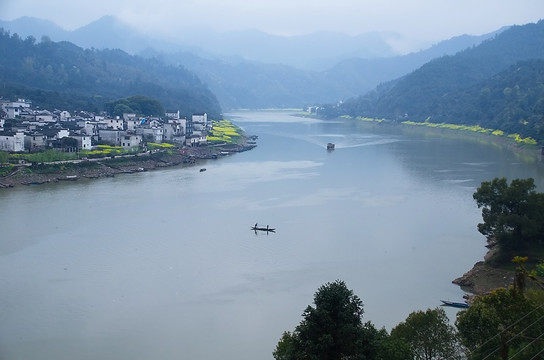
xmin=0 ymin=29 xmax=221 ymax=118
xmin=0 ymin=16 xmax=506 ymax=110
xmin=167 ymin=29 xmax=406 ymax=70
xmin=0 ymin=16 xmax=404 ymax=70
xmin=0 ymin=16 xmax=68 ymax=41
xmin=0 ymin=16 xmax=195 ymax=56
xmin=138 ymin=48 xmax=348 ymax=109
xmin=323 ymin=20 xmax=544 ymax=142
xmin=142 ymin=30 xmax=499 ymax=110
xmin=321 ymin=31 xmax=503 ymax=98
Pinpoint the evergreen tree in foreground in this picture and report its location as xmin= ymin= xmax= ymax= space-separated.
xmin=273 ymin=280 xmax=411 ymax=360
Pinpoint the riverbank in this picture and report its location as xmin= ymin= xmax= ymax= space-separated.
xmin=453 ymin=246 xmax=544 ymax=300
xmin=0 ymin=143 xmax=255 ymax=189
xmin=453 ymin=261 xmax=515 ymax=296
xmin=372 ymin=118 xmax=542 ymax=298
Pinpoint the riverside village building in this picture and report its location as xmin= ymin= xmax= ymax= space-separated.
xmin=0 ymin=98 xmax=211 ymax=153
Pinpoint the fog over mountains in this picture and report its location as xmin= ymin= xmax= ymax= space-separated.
xmin=1 ymin=16 xmax=416 ymax=69
xmin=0 ymin=16 xmax=505 ymax=110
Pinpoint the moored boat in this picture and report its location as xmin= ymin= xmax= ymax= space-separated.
xmin=57 ymin=175 xmax=78 ymax=181
xmin=440 ymin=299 xmax=469 ymax=308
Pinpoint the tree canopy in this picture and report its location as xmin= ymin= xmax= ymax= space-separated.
xmin=274 ymin=277 xmax=544 ymax=360
xmin=273 ymin=280 xmax=411 ymax=360
xmin=105 ymin=95 xmax=165 ymax=117
xmin=456 ymin=285 xmax=544 ymax=359
xmin=390 ymin=307 xmax=462 ymax=360
xmin=473 ymin=177 xmax=544 ymax=261
xmin=0 ymin=28 xmax=222 ymax=119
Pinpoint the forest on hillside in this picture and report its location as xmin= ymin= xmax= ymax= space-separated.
xmin=0 ymin=29 xmax=222 ymax=118
xmin=319 ymin=21 xmax=544 ymax=144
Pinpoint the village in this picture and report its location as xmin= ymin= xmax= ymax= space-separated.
xmin=0 ymin=98 xmax=255 ymax=188
xmin=0 ymin=98 xmax=211 ymax=153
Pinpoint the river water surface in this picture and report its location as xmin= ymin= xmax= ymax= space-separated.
xmin=1 ymin=111 xmax=544 ymax=360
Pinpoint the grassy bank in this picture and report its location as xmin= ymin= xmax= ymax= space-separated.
xmin=343 ymin=115 xmax=543 ymax=163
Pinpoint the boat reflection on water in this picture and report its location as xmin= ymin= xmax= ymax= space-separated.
xmin=251 ymin=223 xmax=276 ymax=233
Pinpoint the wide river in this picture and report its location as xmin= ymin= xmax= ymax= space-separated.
xmin=1 ymin=111 xmax=544 ymax=360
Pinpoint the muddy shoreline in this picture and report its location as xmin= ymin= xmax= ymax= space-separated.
xmin=452 ymin=246 xmax=543 ymax=300
xmin=452 ymin=261 xmax=515 ymax=296
xmin=0 ymin=143 xmax=254 ymax=189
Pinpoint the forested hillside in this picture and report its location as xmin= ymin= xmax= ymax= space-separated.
xmin=0 ymin=16 xmax=500 ymax=110
xmin=143 ymin=31 xmax=495 ymax=110
xmin=0 ymin=29 xmax=222 ymax=118
xmin=322 ymin=20 xmax=544 ymax=143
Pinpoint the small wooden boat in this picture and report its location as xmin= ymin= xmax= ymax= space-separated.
xmin=57 ymin=175 xmax=78 ymax=181
xmin=251 ymin=226 xmax=276 ymax=233
xmin=327 ymin=143 xmax=335 ymax=150
xmin=440 ymin=300 xmax=469 ymax=308
xmin=23 ymin=181 xmax=47 ymax=185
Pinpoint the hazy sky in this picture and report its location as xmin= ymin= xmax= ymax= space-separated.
xmin=1 ymin=0 xmax=543 ymax=43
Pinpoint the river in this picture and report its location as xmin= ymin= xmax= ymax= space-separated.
xmin=1 ymin=111 xmax=543 ymax=360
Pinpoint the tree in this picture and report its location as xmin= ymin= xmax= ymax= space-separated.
xmin=295 ymin=280 xmax=366 ymax=359
xmin=273 ymin=331 xmax=300 ymax=360
xmin=273 ymin=280 xmax=412 ymax=360
xmin=390 ymin=307 xmax=462 ymax=360
xmin=359 ymin=321 xmax=412 ymax=360
xmin=112 ymin=103 xmax=134 ymax=118
xmin=473 ymin=177 xmax=544 ymax=258
xmin=455 ymin=286 xmax=544 ymax=360
xmin=106 ymin=95 xmax=165 ymax=117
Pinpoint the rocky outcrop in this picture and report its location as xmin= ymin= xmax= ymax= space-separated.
xmin=453 ymin=261 xmax=515 ymax=295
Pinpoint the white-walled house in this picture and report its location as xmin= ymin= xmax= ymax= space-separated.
xmin=35 ymin=112 xmax=55 ymax=123
xmin=4 ymin=106 xmax=23 ymax=119
xmin=99 ymin=129 xmax=122 ymax=146
xmin=98 ymin=130 xmax=141 ymax=148
xmin=147 ymin=119 xmax=161 ymax=128
xmin=57 ymin=129 xmax=70 ymax=139
xmin=123 ymin=113 xmax=137 ymax=121
xmin=40 ymin=128 xmax=70 ymax=142
xmin=76 ymin=120 xmax=99 ymax=137
xmin=70 ymin=134 xmax=92 ymax=150
xmin=1 ymin=99 xmax=32 ymax=114
xmin=24 ymin=133 xmax=48 ymax=151
xmin=120 ymin=134 xmax=142 ymax=149
xmin=4 ymin=99 xmax=32 ymax=109
xmin=59 ymin=111 xmax=71 ymax=121
xmin=164 ymin=119 xmax=186 ymax=144
xmin=192 ymin=113 xmax=208 ymax=126
xmin=165 ymin=110 xmax=180 ymax=120
xmin=0 ymin=132 xmax=25 ymax=152
xmin=186 ymin=134 xmax=207 ymax=147
xmin=125 ymin=118 xmax=140 ymax=131
xmin=136 ymin=127 xmax=164 ymax=143
xmin=102 ymin=118 xmax=124 ymax=130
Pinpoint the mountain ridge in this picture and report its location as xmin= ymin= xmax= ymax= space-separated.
xmin=322 ymin=20 xmax=544 ymax=143
xmin=0 ymin=29 xmax=222 ymax=118
xmin=0 ymin=16 xmax=516 ymax=111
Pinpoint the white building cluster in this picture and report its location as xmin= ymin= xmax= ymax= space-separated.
xmin=0 ymin=98 xmax=211 ymax=152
